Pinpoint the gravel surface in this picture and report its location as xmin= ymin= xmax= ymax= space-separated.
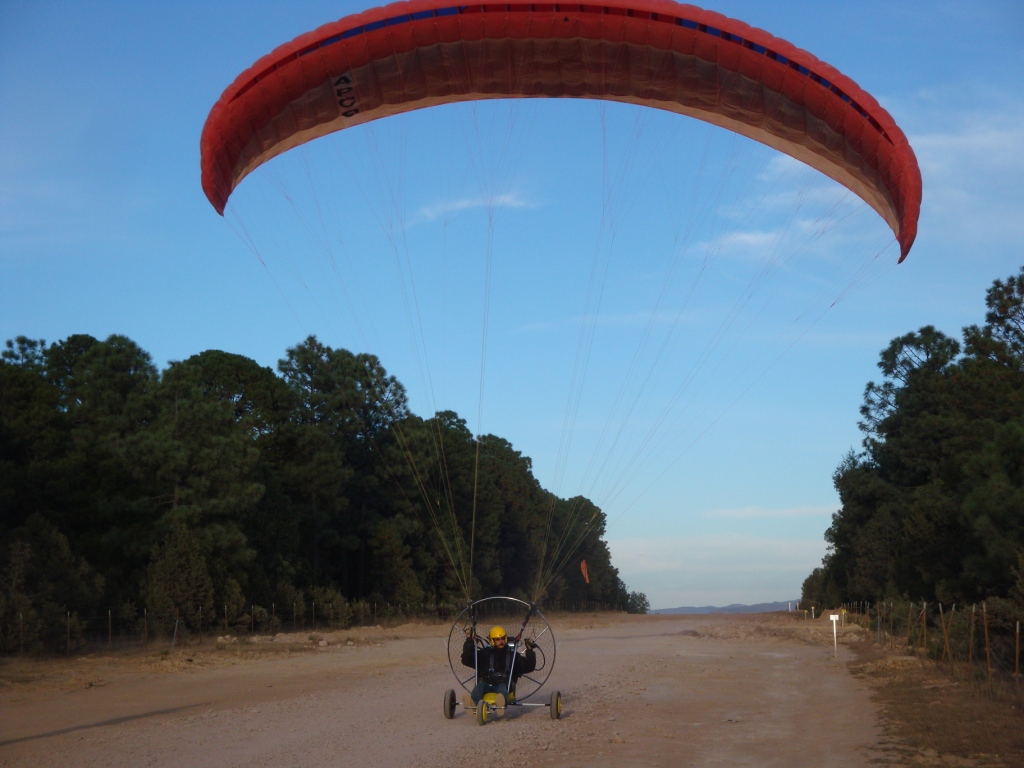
xmin=1 ymin=613 xmax=887 ymax=767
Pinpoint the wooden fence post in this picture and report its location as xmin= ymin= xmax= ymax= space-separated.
xmin=982 ymin=602 xmax=993 ymax=691
xmin=889 ymin=602 xmax=894 ymax=650
xmin=968 ymin=604 xmax=976 ymax=684
xmin=938 ymin=603 xmax=952 ymax=671
xmin=921 ymin=602 xmax=927 ymax=655
xmin=946 ymin=606 xmax=954 ymax=675
xmin=1015 ymin=620 xmax=1020 ymax=698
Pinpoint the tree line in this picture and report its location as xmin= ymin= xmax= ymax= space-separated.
xmin=802 ymin=266 xmax=1024 ymax=623
xmin=0 ymin=334 xmax=646 ymax=652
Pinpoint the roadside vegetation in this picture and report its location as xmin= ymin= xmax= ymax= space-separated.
xmin=802 ymin=266 xmax=1024 ymax=667
xmin=0 ymin=335 xmax=645 ymax=654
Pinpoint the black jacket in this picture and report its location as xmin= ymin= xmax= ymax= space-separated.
xmin=462 ymin=637 xmax=537 ymax=685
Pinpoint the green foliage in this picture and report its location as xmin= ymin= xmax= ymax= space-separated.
xmin=0 ymin=332 xmax=630 ymax=653
xmin=144 ymin=522 xmax=214 ymax=633
xmin=625 ymin=590 xmax=650 ymax=614
xmin=0 ymin=515 xmax=103 ymax=652
xmin=309 ymin=585 xmax=352 ymax=627
xmin=814 ymin=266 xmax=1024 ymax=610
xmin=800 ymin=567 xmax=840 ymax=609
xmin=276 ymin=581 xmax=307 ymax=626
xmin=221 ymin=577 xmax=247 ymax=629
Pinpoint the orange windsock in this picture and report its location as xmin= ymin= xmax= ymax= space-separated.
xmin=580 ymin=560 xmax=590 ymax=585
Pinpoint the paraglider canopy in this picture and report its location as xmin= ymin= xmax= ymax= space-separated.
xmin=201 ymin=0 xmax=921 ymax=259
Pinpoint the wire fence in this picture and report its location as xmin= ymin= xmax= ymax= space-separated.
xmin=834 ymin=599 xmax=1022 ymax=704
xmin=4 ymin=598 xmax=628 ymax=656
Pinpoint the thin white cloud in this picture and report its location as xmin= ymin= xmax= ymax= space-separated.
xmin=729 ymin=85 xmax=1024 ymax=258
xmin=414 ymin=192 xmax=535 ymax=223
xmin=899 ymin=86 xmax=1024 ymax=248
xmin=707 ymin=504 xmax=834 ymax=520
xmin=609 ymin=534 xmax=826 ymax=576
xmin=758 ymin=153 xmax=802 ymax=181
xmin=610 ymin=534 xmax=828 ymax=607
xmin=915 ymin=122 xmax=1024 ymax=176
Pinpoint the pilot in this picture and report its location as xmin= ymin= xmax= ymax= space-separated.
xmin=461 ymin=625 xmax=537 ymax=708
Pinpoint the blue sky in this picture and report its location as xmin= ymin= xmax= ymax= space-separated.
xmin=3 ymin=1 xmax=1022 ymax=608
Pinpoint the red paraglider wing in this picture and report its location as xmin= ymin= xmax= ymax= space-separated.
xmin=201 ymin=0 xmax=921 ymax=260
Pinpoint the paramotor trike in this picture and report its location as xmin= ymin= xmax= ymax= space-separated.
xmin=442 ymin=596 xmax=561 ymax=725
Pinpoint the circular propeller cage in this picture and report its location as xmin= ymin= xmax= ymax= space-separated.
xmin=447 ymin=596 xmax=556 ymax=702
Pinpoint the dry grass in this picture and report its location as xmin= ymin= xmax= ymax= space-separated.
xmin=847 ymin=637 xmax=1024 ymax=767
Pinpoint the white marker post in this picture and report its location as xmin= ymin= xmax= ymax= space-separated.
xmin=830 ymin=614 xmax=840 ymax=658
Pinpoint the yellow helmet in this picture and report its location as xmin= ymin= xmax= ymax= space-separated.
xmin=489 ymin=626 xmax=507 ymax=641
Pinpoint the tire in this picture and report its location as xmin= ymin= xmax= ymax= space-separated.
xmin=476 ymin=698 xmax=489 ymax=726
xmin=443 ymin=688 xmax=456 ymax=720
xmin=549 ymin=690 xmax=562 ymax=720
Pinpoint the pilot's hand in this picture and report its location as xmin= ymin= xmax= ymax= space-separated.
xmin=524 ymin=638 xmax=536 ymax=650
xmin=465 ymin=628 xmax=476 ymax=640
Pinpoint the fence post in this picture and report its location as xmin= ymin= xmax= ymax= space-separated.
xmin=108 ymin=609 xmax=112 ymax=650
xmin=224 ymin=604 xmax=228 ymax=633
xmin=946 ymin=605 xmax=954 ymax=666
xmin=968 ymin=604 xmax=976 ymax=684
xmin=938 ymin=603 xmax=952 ymax=672
xmin=199 ymin=606 xmax=203 ymax=644
xmin=889 ymin=601 xmax=894 ymax=650
xmin=921 ymin=602 xmax=927 ymax=655
xmin=66 ymin=611 xmax=70 ymax=657
xmin=144 ymin=608 xmax=148 ymax=644
xmin=20 ymin=612 xmax=24 ymax=654
xmin=1016 ymin=620 xmax=1020 ymax=698
xmin=982 ymin=602 xmax=993 ymax=691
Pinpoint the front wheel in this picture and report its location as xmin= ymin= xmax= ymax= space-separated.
xmin=476 ymin=699 xmax=489 ymax=726
xmin=549 ymin=690 xmax=562 ymax=720
xmin=443 ymin=688 xmax=456 ymax=720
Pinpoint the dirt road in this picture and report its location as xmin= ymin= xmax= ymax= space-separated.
xmin=1 ymin=613 xmax=887 ymax=767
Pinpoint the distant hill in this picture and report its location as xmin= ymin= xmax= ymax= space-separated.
xmin=652 ymin=600 xmax=800 ymax=615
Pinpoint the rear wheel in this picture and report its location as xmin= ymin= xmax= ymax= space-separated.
xmin=443 ymin=688 xmax=456 ymax=720
xmin=549 ymin=690 xmax=562 ymax=720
